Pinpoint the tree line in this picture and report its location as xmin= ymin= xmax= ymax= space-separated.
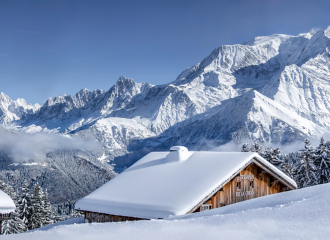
xmin=241 ymin=137 xmax=330 ymax=188
xmin=0 ymin=180 xmax=62 ymax=235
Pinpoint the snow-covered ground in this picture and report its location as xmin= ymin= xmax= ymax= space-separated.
xmin=4 ymin=183 xmax=330 ymax=240
xmin=28 ymin=218 xmax=85 ymax=232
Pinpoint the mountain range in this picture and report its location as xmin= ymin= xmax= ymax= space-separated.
xmin=1 ymin=26 xmax=330 ymax=206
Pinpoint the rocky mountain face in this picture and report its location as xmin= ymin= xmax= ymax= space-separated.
xmin=1 ymin=26 xmax=330 ymax=206
xmin=0 ymin=92 xmax=41 ymax=124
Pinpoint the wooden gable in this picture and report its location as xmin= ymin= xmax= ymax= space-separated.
xmin=191 ymin=159 xmax=292 ymax=213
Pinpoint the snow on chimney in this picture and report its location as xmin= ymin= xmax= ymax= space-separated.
xmin=166 ymin=146 xmax=191 ymax=162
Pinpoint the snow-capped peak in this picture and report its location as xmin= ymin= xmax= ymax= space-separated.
xmin=0 ymin=92 xmax=41 ymax=124
xmin=3 ymin=26 xmax=330 ymax=156
xmin=241 ymin=34 xmax=292 ymax=47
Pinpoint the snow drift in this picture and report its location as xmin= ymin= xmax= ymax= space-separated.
xmin=5 ymin=182 xmax=330 ymax=240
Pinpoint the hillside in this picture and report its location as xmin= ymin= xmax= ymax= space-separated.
xmin=4 ymin=182 xmax=330 ymax=240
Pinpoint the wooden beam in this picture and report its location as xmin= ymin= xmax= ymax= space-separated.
xmin=271 ymin=180 xmax=279 ymax=188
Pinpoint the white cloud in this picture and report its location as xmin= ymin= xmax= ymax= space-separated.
xmin=0 ymin=128 xmax=102 ymax=162
xmin=209 ymin=136 xmax=327 ymax=155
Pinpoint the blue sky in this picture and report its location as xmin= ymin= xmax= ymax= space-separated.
xmin=1 ymin=0 xmax=330 ymax=104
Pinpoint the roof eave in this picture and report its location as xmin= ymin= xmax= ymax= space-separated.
xmin=251 ymin=157 xmax=297 ymax=190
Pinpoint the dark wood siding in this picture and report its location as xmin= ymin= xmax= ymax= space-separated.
xmin=0 ymin=213 xmax=12 ymax=221
xmin=193 ymin=163 xmax=288 ymax=212
xmin=83 ymin=211 xmax=147 ymax=223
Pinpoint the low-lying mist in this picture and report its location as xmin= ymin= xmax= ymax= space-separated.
xmin=208 ymin=134 xmax=330 ymax=154
xmin=0 ymin=128 xmax=102 ymax=163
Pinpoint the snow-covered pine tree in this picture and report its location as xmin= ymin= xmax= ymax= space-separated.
xmin=41 ymin=190 xmax=53 ymax=226
xmin=241 ymin=143 xmax=250 ymax=152
xmin=296 ymin=139 xmax=318 ymax=188
xmin=282 ymin=161 xmax=296 ymax=179
xmin=69 ymin=209 xmax=84 ymax=219
xmin=17 ymin=180 xmax=32 ymax=231
xmin=1 ymin=212 xmax=26 ymax=235
xmin=30 ymin=183 xmax=44 ymax=229
xmin=250 ymin=142 xmax=263 ymax=155
xmin=0 ymin=179 xmax=7 ymax=192
xmin=1 ymin=182 xmax=26 ymax=235
xmin=314 ymin=137 xmax=330 ymax=184
xmin=263 ymin=146 xmax=283 ymax=168
xmin=262 ymin=146 xmax=271 ymax=160
xmin=5 ymin=184 xmax=16 ymax=202
xmin=1 ymin=218 xmax=11 ymax=235
xmin=52 ymin=210 xmax=62 ymax=223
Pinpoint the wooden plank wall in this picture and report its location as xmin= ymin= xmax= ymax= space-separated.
xmin=0 ymin=213 xmax=12 ymax=221
xmin=84 ymin=211 xmax=147 ymax=223
xmin=195 ymin=163 xmax=286 ymax=212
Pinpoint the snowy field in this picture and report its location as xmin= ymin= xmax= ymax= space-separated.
xmin=4 ymin=183 xmax=330 ymax=240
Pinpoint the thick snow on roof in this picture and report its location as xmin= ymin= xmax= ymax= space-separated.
xmin=0 ymin=190 xmax=16 ymax=214
xmin=75 ymin=151 xmax=296 ymax=219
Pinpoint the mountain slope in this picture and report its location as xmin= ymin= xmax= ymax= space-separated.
xmin=157 ymin=90 xmax=325 ymax=149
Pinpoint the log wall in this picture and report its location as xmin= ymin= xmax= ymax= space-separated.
xmin=194 ymin=163 xmax=287 ymax=212
xmin=84 ymin=211 xmax=147 ymax=223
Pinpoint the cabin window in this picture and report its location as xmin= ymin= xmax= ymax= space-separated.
xmin=250 ymin=181 xmax=254 ymax=188
xmin=201 ymin=204 xmax=210 ymax=211
xmin=236 ymin=182 xmax=241 ymax=190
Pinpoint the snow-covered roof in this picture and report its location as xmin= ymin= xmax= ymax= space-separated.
xmin=0 ymin=190 xmax=16 ymax=214
xmin=75 ymin=150 xmax=297 ymax=219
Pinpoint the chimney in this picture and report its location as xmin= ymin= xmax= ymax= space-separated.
xmin=165 ymin=146 xmax=191 ymax=162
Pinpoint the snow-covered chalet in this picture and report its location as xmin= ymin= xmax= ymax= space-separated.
xmin=0 ymin=189 xmax=16 ymax=231
xmin=75 ymin=146 xmax=297 ymax=223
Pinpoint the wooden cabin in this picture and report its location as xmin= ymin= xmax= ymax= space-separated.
xmin=0 ymin=190 xmax=16 ymax=233
xmin=75 ymin=146 xmax=297 ymax=223
xmin=190 ymin=163 xmax=291 ymax=213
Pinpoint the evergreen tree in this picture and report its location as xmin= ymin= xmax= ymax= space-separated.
xmin=296 ymin=139 xmax=318 ymax=188
xmin=17 ymin=180 xmax=33 ymax=231
xmin=263 ymin=146 xmax=283 ymax=168
xmin=1 ymin=219 xmax=11 ymax=235
xmin=282 ymin=161 xmax=296 ymax=179
xmin=70 ymin=209 xmax=84 ymax=218
xmin=1 ymin=181 xmax=26 ymax=235
xmin=30 ymin=183 xmax=44 ymax=229
xmin=314 ymin=137 xmax=330 ymax=184
xmin=41 ymin=190 xmax=53 ymax=226
xmin=241 ymin=143 xmax=250 ymax=152
xmin=0 ymin=179 xmax=8 ymax=192
xmin=250 ymin=142 xmax=263 ymax=155
xmin=52 ymin=210 xmax=62 ymax=223
xmin=5 ymin=184 xmax=16 ymax=202
xmin=1 ymin=212 xmax=26 ymax=235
